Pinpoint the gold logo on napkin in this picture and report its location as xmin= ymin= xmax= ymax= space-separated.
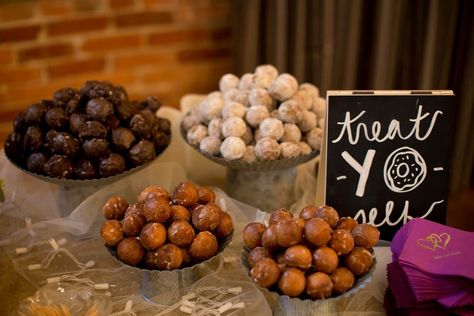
xmin=416 ymin=233 xmax=451 ymax=251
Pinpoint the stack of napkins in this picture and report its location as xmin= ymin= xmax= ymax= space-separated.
xmin=385 ymin=218 xmax=474 ymax=315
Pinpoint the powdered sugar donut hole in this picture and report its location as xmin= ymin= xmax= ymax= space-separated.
xmin=246 ymin=105 xmax=270 ymax=128
xmin=255 ymin=64 xmax=278 ymax=81
xmin=281 ymin=123 xmax=302 ymax=143
xmin=183 ymin=65 xmax=324 ymax=163
xmin=298 ymin=141 xmax=313 ymax=155
xmin=182 ymin=108 xmax=201 ymax=131
xmin=239 ymin=73 xmax=254 ymax=90
xmin=255 ymin=137 xmax=281 ymax=161
xmin=306 ymin=127 xmax=323 ymax=151
xmin=241 ymin=125 xmax=254 ymax=145
xmin=242 ymin=145 xmax=257 ymax=163
xmin=187 ymin=124 xmax=208 ymax=146
xmin=220 ymin=136 xmax=246 ymax=160
xmin=249 ymin=88 xmax=275 ymax=111
xmin=292 ymin=89 xmax=313 ymax=110
xmin=259 ymin=118 xmax=284 ymax=140
xmin=208 ymin=118 xmax=224 ymax=139
xmin=199 ymin=136 xmax=222 ymax=156
xmin=222 ymin=101 xmax=247 ymax=119
xmin=280 ymin=142 xmax=301 ymax=159
xmin=224 ymin=88 xmax=249 ymax=106
xmin=198 ymin=97 xmax=224 ymax=123
xmin=222 ymin=117 xmax=247 ymax=138
xmin=278 ymin=99 xmax=304 ymax=124
xmin=312 ymin=97 xmax=326 ymax=118
xmin=268 ymin=73 xmax=298 ymax=101
xmin=298 ymin=110 xmax=317 ymax=133
xmin=219 ymin=74 xmax=239 ymax=92
xmin=317 ymin=118 xmax=325 ymax=129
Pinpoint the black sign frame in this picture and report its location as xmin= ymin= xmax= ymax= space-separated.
xmin=323 ymin=91 xmax=455 ymax=240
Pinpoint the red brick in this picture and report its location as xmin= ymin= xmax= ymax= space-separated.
xmin=0 ymin=66 xmax=42 ymax=84
xmin=39 ymin=0 xmax=72 ymax=16
xmin=0 ymin=110 xmax=21 ymax=123
xmin=0 ymin=2 xmax=35 ymax=22
xmin=18 ymin=43 xmax=74 ymax=62
xmin=143 ymin=0 xmax=177 ymax=9
xmin=0 ymin=48 xmax=14 ymax=65
xmin=109 ymin=0 xmax=136 ymax=10
xmin=114 ymin=11 xmax=173 ymax=28
xmin=176 ymin=4 xmax=230 ymax=25
xmin=0 ymin=25 xmax=41 ymax=43
xmin=47 ymin=16 xmax=108 ymax=37
xmin=82 ymin=34 xmax=141 ymax=52
xmin=48 ymin=58 xmax=105 ymax=79
xmin=148 ymin=27 xmax=231 ymax=45
xmin=178 ymin=47 xmax=230 ymax=62
xmin=113 ymin=51 xmax=175 ymax=69
xmin=72 ymin=0 xmax=103 ymax=12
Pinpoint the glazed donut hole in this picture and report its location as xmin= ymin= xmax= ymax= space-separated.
xmin=183 ymin=65 xmax=324 ymax=162
xmin=101 ymin=182 xmax=232 ymax=270
xmin=244 ymin=205 xmax=379 ymax=299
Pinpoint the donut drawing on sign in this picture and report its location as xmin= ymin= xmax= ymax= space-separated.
xmin=383 ymin=146 xmax=427 ymax=193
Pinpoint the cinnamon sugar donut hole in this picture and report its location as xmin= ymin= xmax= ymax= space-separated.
xmin=330 ymin=267 xmax=355 ymax=294
xmin=278 ymin=268 xmax=306 ymax=297
xmin=197 ymin=186 xmax=216 ymax=204
xmin=101 ymin=220 xmax=124 ymax=247
xmin=351 ymin=224 xmax=380 ymax=248
xmin=243 ymin=222 xmax=266 ymax=249
xmin=284 ymin=245 xmax=312 ymax=269
xmin=316 ymin=205 xmax=340 ymax=229
xmin=312 ymin=246 xmax=339 ymax=274
xmin=306 ymin=272 xmax=334 ymax=300
xmin=154 ymin=243 xmax=183 ymax=270
xmin=304 ymin=218 xmax=332 ymax=247
xmin=122 ymin=212 xmax=146 ymax=236
xmin=117 ymin=237 xmax=144 ymax=266
xmin=189 ymin=231 xmax=218 ymax=261
xmin=250 ymin=257 xmax=281 ymax=288
xmin=345 ymin=247 xmax=373 ymax=276
xmin=337 ymin=217 xmax=358 ymax=232
xmin=103 ymin=196 xmax=128 ymax=220
xmin=329 ymin=229 xmax=355 ymax=255
xmin=276 ymin=219 xmax=303 ymax=248
xmin=172 ymin=181 xmax=199 ymax=208
xmin=140 ymin=222 xmax=166 ymax=250
xmin=247 ymin=246 xmax=271 ymax=268
xmin=299 ymin=205 xmax=318 ymax=220
xmin=214 ymin=211 xmax=234 ymax=239
xmin=170 ymin=205 xmax=191 ymax=222
xmin=138 ymin=186 xmax=170 ymax=202
xmin=192 ymin=203 xmax=221 ymax=232
xmin=168 ymin=220 xmax=195 ymax=247
xmin=143 ymin=197 xmax=171 ymax=223
xmin=269 ymin=208 xmax=293 ymax=225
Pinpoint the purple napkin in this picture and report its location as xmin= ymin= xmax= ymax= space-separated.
xmin=393 ymin=218 xmax=474 ymax=280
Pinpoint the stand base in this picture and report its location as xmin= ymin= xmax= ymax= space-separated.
xmin=225 ymin=167 xmax=297 ymax=212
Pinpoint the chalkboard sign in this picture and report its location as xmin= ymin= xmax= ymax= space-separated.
xmin=323 ymin=91 xmax=455 ymax=240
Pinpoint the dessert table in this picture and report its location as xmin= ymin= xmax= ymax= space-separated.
xmin=0 ymin=104 xmax=390 ymax=315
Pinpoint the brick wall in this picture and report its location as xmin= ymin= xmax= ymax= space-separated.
xmin=0 ymin=0 xmax=232 ymax=145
